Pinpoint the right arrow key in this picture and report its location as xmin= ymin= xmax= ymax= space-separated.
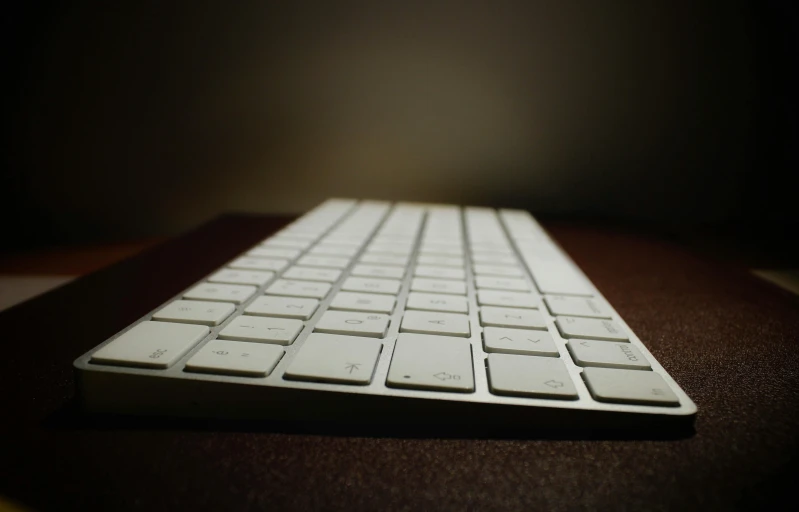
xmin=487 ymin=354 xmax=578 ymax=400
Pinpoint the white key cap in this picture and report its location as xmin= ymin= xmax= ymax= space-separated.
xmin=319 ymin=238 xmax=363 ymax=247
xmin=567 ymin=340 xmax=650 ymax=370
xmin=405 ymin=292 xmax=468 ymax=314
xmin=472 ymin=264 xmax=524 ymax=277
xmin=475 ymin=276 xmax=530 ymax=292
xmin=218 ymin=316 xmax=304 ymax=345
xmin=479 ymin=306 xmax=546 ymax=330
xmin=185 ymin=339 xmax=283 ymax=377
xmin=487 ymin=354 xmax=578 ymax=399
xmin=152 ymin=300 xmax=234 ymax=326
xmin=483 ymin=327 xmax=558 ymax=357
xmin=297 ymin=255 xmax=351 ymax=269
xmin=330 ymin=291 xmax=396 ymax=314
xmin=366 ymin=244 xmax=413 ymax=256
xmin=420 ymin=245 xmax=463 ymax=256
xmin=261 ymin=238 xmax=312 ymax=250
xmin=282 ymin=266 xmax=342 ymax=283
xmin=284 ymin=333 xmax=382 ymax=385
xmin=556 ymin=316 xmax=629 ymax=341
xmin=472 ymin=253 xmax=517 ymax=265
xmin=265 ymin=279 xmax=331 ymax=299
xmin=309 ymin=244 xmax=360 ymax=257
xmin=208 ymin=269 xmax=274 ymax=287
xmin=400 ymin=310 xmax=470 ymax=337
xmin=314 ymin=311 xmax=390 ymax=338
xmin=544 ymin=295 xmax=612 ymax=319
xmin=229 ymin=257 xmax=288 ymax=272
xmin=416 ymin=255 xmax=464 ymax=268
xmin=247 ymin=247 xmax=301 ymax=260
xmin=410 ymin=278 xmax=466 ymax=296
xmin=91 ymin=321 xmax=209 ymax=369
xmin=471 ymin=246 xmax=514 ymax=256
xmin=582 ymin=367 xmax=679 ymax=406
xmin=341 ymin=277 xmax=401 ymax=295
xmin=386 ymin=333 xmax=474 ymax=392
xmin=476 ymin=290 xmax=539 ymax=309
xmin=351 ymin=264 xmax=405 ymax=280
xmin=359 ymin=254 xmax=409 ymax=267
xmin=245 ymin=296 xmax=319 ymax=320
xmin=520 ymin=252 xmax=594 ymax=296
xmin=414 ymin=265 xmax=466 ymax=280
xmin=184 ymin=283 xmax=256 ymax=304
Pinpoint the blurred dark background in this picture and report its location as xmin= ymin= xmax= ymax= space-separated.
xmin=2 ymin=0 xmax=797 ymax=255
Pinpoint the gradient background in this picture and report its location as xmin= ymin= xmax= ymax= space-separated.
xmin=3 ymin=0 xmax=796 ymax=248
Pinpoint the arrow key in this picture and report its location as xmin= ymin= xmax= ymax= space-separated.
xmin=386 ymin=334 xmax=475 ymax=393
xmin=483 ymin=327 xmax=559 ymax=357
xmin=487 ymin=354 xmax=578 ymax=400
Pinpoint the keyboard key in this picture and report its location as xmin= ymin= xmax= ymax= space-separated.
xmin=471 ymin=246 xmax=514 ymax=256
xmin=487 ymin=354 xmax=578 ymax=399
xmin=314 ymin=311 xmax=390 ymax=338
xmin=471 ymin=253 xmax=517 ymax=265
xmin=567 ymin=340 xmax=650 ymax=370
xmin=472 ymin=264 xmax=524 ymax=277
xmin=218 ymin=316 xmax=304 ymax=345
xmin=261 ymin=238 xmax=312 ymax=250
xmin=556 ymin=316 xmax=629 ymax=341
xmin=582 ymin=367 xmax=679 ymax=406
xmin=247 ymin=247 xmax=301 ymax=260
xmin=208 ymin=269 xmax=274 ymax=287
xmin=341 ymin=277 xmax=401 ymax=295
xmin=265 ymin=279 xmax=331 ymax=299
xmin=184 ymin=283 xmax=256 ymax=304
xmin=544 ymin=295 xmax=612 ymax=319
xmin=366 ymin=244 xmax=413 ymax=256
xmin=91 ymin=321 xmax=209 ymax=369
xmin=410 ymin=278 xmax=466 ymax=295
xmin=309 ymin=244 xmax=360 ymax=257
xmin=414 ymin=265 xmax=465 ymax=280
xmin=386 ymin=334 xmax=474 ymax=392
xmin=479 ymin=306 xmax=546 ymax=330
xmin=282 ymin=266 xmax=342 ymax=283
xmin=483 ymin=327 xmax=558 ymax=357
xmin=476 ymin=290 xmax=539 ymax=309
xmin=229 ymin=257 xmax=288 ymax=272
xmin=152 ymin=300 xmax=235 ymax=326
xmin=284 ymin=333 xmax=382 ymax=385
xmin=416 ymin=255 xmax=464 ymax=268
xmin=405 ymin=292 xmax=468 ymax=314
xmin=359 ymin=254 xmax=409 ymax=267
xmin=351 ymin=264 xmax=405 ymax=279
xmin=330 ymin=291 xmax=396 ymax=314
xmin=185 ymin=340 xmax=284 ymax=377
xmin=420 ymin=245 xmax=463 ymax=256
xmin=475 ymin=276 xmax=530 ymax=292
xmin=297 ymin=255 xmax=351 ymax=269
xmin=245 ymin=296 xmax=319 ymax=320
xmin=400 ymin=310 xmax=470 ymax=337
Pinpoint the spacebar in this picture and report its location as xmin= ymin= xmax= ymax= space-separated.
xmin=518 ymin=251 xmax=594 ymax=297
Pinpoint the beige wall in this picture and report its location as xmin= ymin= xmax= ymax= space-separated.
xmin=10 ymin=1 xmax=757 ymax=241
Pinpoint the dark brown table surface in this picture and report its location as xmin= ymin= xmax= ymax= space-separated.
xmin=1 ymin=214 xmax=798 ymax=512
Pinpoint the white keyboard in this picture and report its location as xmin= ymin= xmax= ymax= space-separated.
xmin=74 ymin=199 xmax=697 ymax=429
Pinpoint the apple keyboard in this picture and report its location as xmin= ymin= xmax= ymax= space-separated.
xmin=74 ymin=199 xmax=697 ymax=429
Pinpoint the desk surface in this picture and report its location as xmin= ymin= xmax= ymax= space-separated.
xmin=1 ymin=214 xmax=798 ymax=511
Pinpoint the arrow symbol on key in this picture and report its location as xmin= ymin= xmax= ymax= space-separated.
xmin=527 ymin=338 xmax=540 ymax=343
xmin=345 ymin=362 xmax=361 ymax=374
xmin=545 ymin=380 xmax=564 ymax=388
